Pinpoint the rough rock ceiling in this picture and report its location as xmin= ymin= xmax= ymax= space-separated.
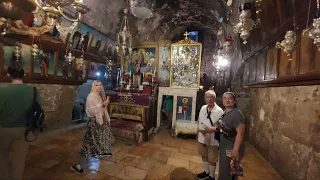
xmin=133 ymin=0 xmax=228 ymax=41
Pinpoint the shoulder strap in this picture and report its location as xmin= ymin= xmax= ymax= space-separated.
xmin=33 ymin=87 xmax=37 ymax=103
xmin=207 ymin=107 xmax=214 ymax=126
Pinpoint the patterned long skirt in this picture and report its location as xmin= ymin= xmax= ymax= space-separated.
xmin=79 ymin=117 xmax=115 ymax=157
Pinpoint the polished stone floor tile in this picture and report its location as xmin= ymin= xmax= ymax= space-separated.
xmin=23 ymin=127 xmax=283 ymax=180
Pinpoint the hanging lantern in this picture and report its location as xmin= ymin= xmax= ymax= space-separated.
xmin=65 ymin=52 xmax=75 ymax=64
xmin=233 ymin=1 xmax=262 ymax=44
xmin=14 ymin=46 xmax=22 ymax=60
xmin=31 ymin=44 xmax=39 ymax=57
xmin=233 ymin=3 xmax=255 ymax=44
xmin=309 ymin=10 xmax=320 ymax=51
xmin=276 ymin=30 xmax=297 ymax=60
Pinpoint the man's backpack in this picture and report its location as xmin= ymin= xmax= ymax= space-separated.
xmin=25 ymin=87 xmax=44 ymax=142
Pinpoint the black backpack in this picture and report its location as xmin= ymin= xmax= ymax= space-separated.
xmin=25 ymin=87 xmax=44 ymax=142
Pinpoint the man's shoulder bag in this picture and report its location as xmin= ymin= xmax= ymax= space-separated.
xmin=26 ymin=87 xmax=45 ymax=142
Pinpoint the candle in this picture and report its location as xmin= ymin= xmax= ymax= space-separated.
xmin=116 ymin=71 xmax=119 ymax=85
xmin=133 ymin=74 xmax=135 ymax=85
xmin=142 ymin=72 xmax=144 ymax=78
xmin=138 ymin=74 xmax=141 ymax=85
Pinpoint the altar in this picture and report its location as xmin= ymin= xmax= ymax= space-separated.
xmin=106 ymin=91 xmax=156 ymax=142
xmin=155 ymin=32 xmax=202 ymax=136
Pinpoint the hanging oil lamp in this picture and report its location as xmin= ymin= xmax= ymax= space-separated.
xmin=65 ymin=52 xmax=75 ymax=64
xmin=14 ymin=46 xmax=22 ymax=61
xmin=276 ymin=30 xmax=297 ymax=60
xmin=276 ymin=0 xmax=297 ymax=60
xmin=309 ymin=0 xmax=320 ymax=51
xmin=31 ymin=44 xmax=40 ymax=57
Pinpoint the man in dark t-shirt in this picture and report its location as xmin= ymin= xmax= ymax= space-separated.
xmin=0 ymin=63 xmax=41 ymax=180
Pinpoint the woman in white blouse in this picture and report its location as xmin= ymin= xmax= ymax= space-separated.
xmin=71 ymin=80 xmax=115 ymax=174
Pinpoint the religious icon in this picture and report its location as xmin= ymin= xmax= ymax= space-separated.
xmin=182 ymin=98 xmax=189 ymax=120
xmin=72 ymin=27 xmax=82 ymax=49
xmin=62 ymin=61 xmax=69 ymax=79
xmin=40 ymin=55 xmax=49 ymax=76
xmin=81 ymin=32 xmax=90 ymax=51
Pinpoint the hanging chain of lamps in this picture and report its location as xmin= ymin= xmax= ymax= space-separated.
xmin=116 ymin=9 xmax=132 ymax=54
xmin=276 ymin=0 xmax=297 ymax=61
xmin=233 ymin=0 xmax=262 ymax=44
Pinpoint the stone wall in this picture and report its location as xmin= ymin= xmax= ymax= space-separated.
xmin=249 ymin=86 xmax=320 ymax=180
xmin=0 ymin=83 xmax=78 ymax=129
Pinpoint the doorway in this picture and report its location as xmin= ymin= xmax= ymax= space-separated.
xmin=161 ymin=95 xmax=174 ymax=129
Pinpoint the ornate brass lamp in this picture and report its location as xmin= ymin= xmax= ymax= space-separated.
xmin=14 ymin=46 xmax=22 ymax=60
xmin=31 ymin=44 xmax=40 ymax=57
xmin=233 ymin=1 xmax=262 ymax=44
xmin=0 ymin=0 xmax=89 ymax=37
xmin=308 ymin=0 xmax=320 ymax=51
xmin=276 ymin=0 xmax=297 ymax=60
xmin=276 ymin=31 xmax=297 ymax=60
xmin=116 ymin=9 xmax=132 ymax=54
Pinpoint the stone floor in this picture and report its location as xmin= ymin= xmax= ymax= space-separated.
xmin=23 ymin=128 xmax=283 ymax=180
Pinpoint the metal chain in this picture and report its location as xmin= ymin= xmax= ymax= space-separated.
xmin=306 ymin=0 xmax=312 ymax=29
xmin=292 ymin=0 xmax=297 ymax=29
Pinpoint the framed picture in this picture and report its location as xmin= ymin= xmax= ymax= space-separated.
xmin=109 ymin=104 xmax=143 ymax=121
xmin=158 ymin=45 xmax=171 ymax=87
xmin=57 ymin=56 xmax=73 ymax=79
xmin=33 ymin=51 xmax=55 ymax=76
xmin=69 ymin=23 xmax=94 ymax=52
xmin=176 ymin=96 xmax=193 ymax=121
xmin=3 ymin=44 xmax=32 ymax=76
xmin=123 ymin=43 xmax=158 ymax=77
xmin=170 ymin=36 xmax=202 ymax=89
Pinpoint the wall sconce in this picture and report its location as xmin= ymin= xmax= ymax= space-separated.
xmin=276 ymin=31 xmax=297 ymax=61
xmin=234 ymin=1 xmax=262 ymax=44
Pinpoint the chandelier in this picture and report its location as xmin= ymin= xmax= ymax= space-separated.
xmin=116 ymin=9 xmax=132 ymax=54
xmin=234 ymin=1 xmax=262 ymax=44
xmin=130 ymin=0 xmax=155 ymax=19
xmin=0 ymin=0 xmax=89 ymax=37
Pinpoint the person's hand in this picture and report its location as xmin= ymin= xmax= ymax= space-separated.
xmin=197 ymin=129 xmax=206 ymax=135
xmin=103 ymin=96 xmax=110 ymax=106
xmin=231 ymin=149 xmax=239 ymax=160
xmin=205 ymin=126 xmax=216 ymax=133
